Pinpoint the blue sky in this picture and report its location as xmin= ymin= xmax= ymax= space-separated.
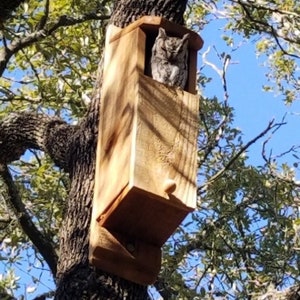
xmin=200 ymin=19 xmax=300 ymax=170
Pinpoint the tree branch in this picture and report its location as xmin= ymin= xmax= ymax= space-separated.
xmin=234 ymin=0 xmax=300 ymax=59
xmin=154 ymin=275 xmax=180 ymax=299
xmin=0 ymin=112 xmax=76 ymax=171
xmin=199 ymin=119 xmax=285 ymax=190
xmin=0 ymin=12 xmax=110 ymax=76
xmin=0 ymin=164 xmax=58 ymax=276
xmin=36 ymin=0 xmax=50 ymax=31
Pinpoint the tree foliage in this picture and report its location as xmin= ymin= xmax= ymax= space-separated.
xmin=0 ymin=0 xmax=299 ymax=299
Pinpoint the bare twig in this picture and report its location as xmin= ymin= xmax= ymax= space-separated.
xmin=235 ymin=0 xmax=300 ymax=59
xmin=199 ymin=47 xmax=232 ymax=167
xmin=36 ymin=0 xmax=50 ymax=31
xmin=199 ymin=119 xmax=286 ymax=190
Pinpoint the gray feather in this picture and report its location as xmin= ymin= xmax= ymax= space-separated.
xmin=151 ymin=28 xmax=189 ymax=89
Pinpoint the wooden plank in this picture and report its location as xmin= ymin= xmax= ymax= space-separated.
xmin=93 ymin=27 xmax=146 ymax=219
xmin=100 ymin=186 xmax=191 ymax=246
xmin=132 ymin=74 xmax=199 ymax=208
xmin=89 ymin=225 xmax=161 ymax=285
xmin=110 ymin=16 xmax=204 ymax=51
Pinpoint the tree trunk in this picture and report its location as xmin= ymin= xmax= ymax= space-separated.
xmin=54 ymin=0 xmax=188 ymax=299
xmin=0 ymin=0 xmax=24 ymax=21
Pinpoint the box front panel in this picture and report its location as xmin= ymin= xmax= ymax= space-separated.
xmin=133 ymin=74 xmax=198 ymax=209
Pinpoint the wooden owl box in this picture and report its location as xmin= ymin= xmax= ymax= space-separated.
xmin=89 ymin=16 xmax=203 ymax=284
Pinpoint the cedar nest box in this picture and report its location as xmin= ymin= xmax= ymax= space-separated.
xmin=89 ymin=16 xmax=203 ymax=285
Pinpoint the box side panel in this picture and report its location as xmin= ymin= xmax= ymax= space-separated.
xmin=93 ymin=28 xmax=146 ymax=219
xmin=89 ymin=225 xmax=161 ymax=285
xmin=101 ymin=187 xmax=191 ymax=246
xmin=133 ymin=74 xmax=199 ymax=209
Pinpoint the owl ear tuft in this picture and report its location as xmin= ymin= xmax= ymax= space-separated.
xmin=182 ymin=33 xmax=190 ymax=44
xmin=158 ymin=27 xmax=167 ymax=38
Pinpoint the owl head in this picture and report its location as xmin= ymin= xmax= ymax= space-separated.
xmin=155 ymin=28 xmax=189 ymax=61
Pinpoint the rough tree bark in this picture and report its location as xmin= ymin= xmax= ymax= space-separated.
xmin=0 ymin=0 xmax=188 ymax=299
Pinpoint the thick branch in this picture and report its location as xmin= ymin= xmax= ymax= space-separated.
xmin=154 ymin=275 xmax=183 ymax=299
xmin=0 ymin=164 xmax=58 ymax=276
xmin=0 ymin=112 xmax=75 ymax=171
xmin=0 ymin=13 xmax=110 ymax=77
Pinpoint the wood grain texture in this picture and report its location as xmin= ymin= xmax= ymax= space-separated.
xmin=92 ymin=27 xmax=146 ymax=221
xmin=89 ymin=225 xmax=161 ymax=285
xmin=132 ymin=74 xmax=199 ymax=209
xmin=99 ymin=186 xmax=191 ymax=246
xmin=98 ymin=73 xmax=199 ymax=247
xmin=110 ymin=16 xmax=203 ymax=51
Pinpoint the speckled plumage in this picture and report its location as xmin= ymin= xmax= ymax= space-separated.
xmin=151 ymin=28 xmax=189 ymax=89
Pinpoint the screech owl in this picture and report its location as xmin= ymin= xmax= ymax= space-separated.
xmin=151 ymin=28 xmax=189 ymax=89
